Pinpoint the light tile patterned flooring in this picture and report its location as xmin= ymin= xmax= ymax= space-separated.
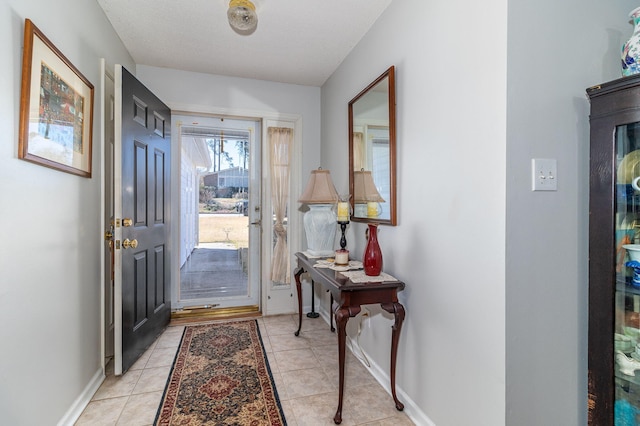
xmin=75 ymin=314 xmax=414 ymax=425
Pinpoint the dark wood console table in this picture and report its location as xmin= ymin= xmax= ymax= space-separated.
xmin=293 ymin=252 xmax=405 ymax=424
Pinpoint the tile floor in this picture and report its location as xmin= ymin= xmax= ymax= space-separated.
xmin=75 ymin=314 xmax=414 ymax=426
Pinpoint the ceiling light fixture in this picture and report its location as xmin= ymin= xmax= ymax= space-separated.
xmin=227 ymin=0 xmax=258 ymax=34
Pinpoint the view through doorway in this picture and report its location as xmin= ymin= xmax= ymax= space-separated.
xmin=175 ymin=114 xmax=261 ymax=311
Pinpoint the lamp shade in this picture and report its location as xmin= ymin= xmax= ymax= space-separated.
xmin=353 ymin=170 xmax=385 ymax=203
xmin=298 ymin=169 xmax=339 ymax=204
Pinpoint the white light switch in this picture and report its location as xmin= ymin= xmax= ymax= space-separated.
xmin=531 ymin=158 xmax=557 ymax=191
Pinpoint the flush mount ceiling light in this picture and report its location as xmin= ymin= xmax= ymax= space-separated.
xmin=227 ymin=0 xmax=258 ymax=33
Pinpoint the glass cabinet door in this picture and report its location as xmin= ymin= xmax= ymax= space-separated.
xmin=615 ymin=121 xmax=640 ymax=424
xmin=586 ymin=74 xmax=640 ymax=425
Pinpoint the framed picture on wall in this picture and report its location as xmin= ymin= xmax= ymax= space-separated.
xmin=18 ymin=19 xmax=94 ymax=178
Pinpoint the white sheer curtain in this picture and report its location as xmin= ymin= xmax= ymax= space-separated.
xmin=353 ymin=132 xmax=365 ymax=171
xmin=269 ymin=127 xmax=293 ymax=285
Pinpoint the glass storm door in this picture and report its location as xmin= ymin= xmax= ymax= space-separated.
xmin=174 ymin=114 xmax=261 ymax=311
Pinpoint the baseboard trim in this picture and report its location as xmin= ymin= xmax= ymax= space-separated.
xmin=348 ymin=337 xmax=435 ymax=426
xmin=315 ymin=306 xmax=433 ymax=426
xmin=57 ymin=368 xmax=105 ymax=426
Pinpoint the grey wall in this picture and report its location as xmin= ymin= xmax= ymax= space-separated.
xmin=505 ymin=0 xmax=636 ymax=424
xmin=0 ymin=0 xmax=134 ymax=424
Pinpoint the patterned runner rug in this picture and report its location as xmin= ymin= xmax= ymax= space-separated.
xmin=154 ymin=320 xmax=286 ymax=425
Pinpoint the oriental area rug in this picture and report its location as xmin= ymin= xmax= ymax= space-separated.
xmin=154 ymin=320 xmax=286 ymax=425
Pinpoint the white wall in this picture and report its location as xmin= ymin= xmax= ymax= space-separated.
xmin=137 ymin=65 xmax=321 ymax=177
xmin=135 ymin=65 xmax=322 ymax=312
xmin=323 ymin=0 xmax=507 ymax=424
xmin=323 ymin=0 xmax=638 ymax=425
xmin=0 ymin=0 xmax=134 ymax=424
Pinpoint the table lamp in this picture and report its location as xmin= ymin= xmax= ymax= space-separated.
xmin=353 ymin=170 xmax=385 ymax=218
xmin=299 ymin=168 xmax=338 ymax=256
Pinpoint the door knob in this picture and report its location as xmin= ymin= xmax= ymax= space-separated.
xmin=122 ymin=238 xmax=138 ymax=249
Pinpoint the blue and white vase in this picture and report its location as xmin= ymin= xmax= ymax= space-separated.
xmin=622 ymin=7 xmax=640 ymax=76
xmin=627 ymin=260 xmax=640 ymax=286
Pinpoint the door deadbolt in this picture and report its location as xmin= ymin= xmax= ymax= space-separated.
xmin=122 ymin=238 xmax=138 ymax=249
xmin=122 ymin=218 xmax=133 ymax=227
xmin=105 ymin=224 xmax=114 ymax=241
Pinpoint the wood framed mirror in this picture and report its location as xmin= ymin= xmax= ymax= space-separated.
xmin=348 ymin=65 xmax=396 ymax=225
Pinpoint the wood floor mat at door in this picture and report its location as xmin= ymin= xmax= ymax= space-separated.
xmin=170 ymin=305 xmax=260 ymax=325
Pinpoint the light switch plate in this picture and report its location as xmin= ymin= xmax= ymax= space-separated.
xmin=531 ymin=158 xmax=557 ymax=191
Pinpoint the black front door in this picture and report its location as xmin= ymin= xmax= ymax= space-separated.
xmin=116 ymin=66 xmax=171 ymax=373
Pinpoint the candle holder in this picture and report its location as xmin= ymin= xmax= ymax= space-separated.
xmin=334 ymin=221 xmax=350 ymax=265
xmin=335 ymin=195 xmax=351 ymax=265
xmin=338 ymin=221 xmax=349 ymax=250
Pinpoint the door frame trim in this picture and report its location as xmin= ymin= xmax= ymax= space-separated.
xmin=99 ymin=58 xmax=107 ymax=374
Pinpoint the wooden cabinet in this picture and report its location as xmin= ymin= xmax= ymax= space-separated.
xmin=588 ymin=74 xmax=640 ymax=425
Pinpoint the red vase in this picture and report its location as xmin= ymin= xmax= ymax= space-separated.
xmin=363 ymin=223 xmax=383 ymax=276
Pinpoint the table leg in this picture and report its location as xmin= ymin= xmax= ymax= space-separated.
xmin=333 ymin=307 xmax=349 ymax=424
xmin=294 ymin=267 xmax=304 ymax=336
xmin=382 ymin=302 xmax=405 ymax=410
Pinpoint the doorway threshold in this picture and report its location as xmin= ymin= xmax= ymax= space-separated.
xmin=170 ymin=304 xmax=260 ymax=325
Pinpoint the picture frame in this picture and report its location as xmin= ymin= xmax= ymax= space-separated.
xmin=18 ymin=19 xmax=94 ymax=178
